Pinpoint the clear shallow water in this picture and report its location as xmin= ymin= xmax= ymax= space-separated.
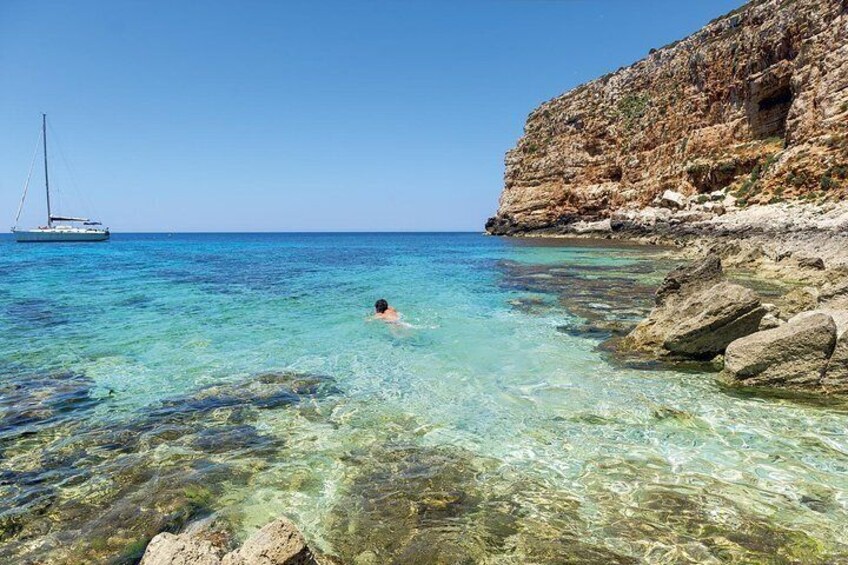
xmin=0 ymin=233 xmax=847 ymax=564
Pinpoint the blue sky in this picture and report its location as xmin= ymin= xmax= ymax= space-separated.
xmin=0 ymin=0 xmax=745 ymax=232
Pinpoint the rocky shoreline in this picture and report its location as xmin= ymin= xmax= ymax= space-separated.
xmin=616 ymin=249 xmax=848 ymax=394
xmin=485 ymin=0 xmax=848 ymax=328
xmin=490 ymin=191 xmax=848 ymax=395
xmin=489 ymin=198 xmax=848 ymax=264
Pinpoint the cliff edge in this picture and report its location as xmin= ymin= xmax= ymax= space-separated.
xmin=486 ymin=0 xmax=848 ymax=236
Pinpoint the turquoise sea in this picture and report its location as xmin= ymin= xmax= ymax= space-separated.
xmin=1 ymin=233 xmax=847 ymax=564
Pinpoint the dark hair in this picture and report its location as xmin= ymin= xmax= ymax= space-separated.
xmin=375 ymin=299 xmax=389 ymax=313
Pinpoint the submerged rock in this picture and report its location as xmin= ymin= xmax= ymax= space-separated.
xmin=723 ymin=312 xmax=837 ymax=389
xmin=325 ymin=442 xmax=642 ymax=564
xmin=498 ymin=258 xmax=661 ymax=340
xmin=0 ymin=371 xmax=98 ymax=442
xmin=0 ymin=370 xmax=338 ymax=564
xmin=607 ymin=484 xmax=836 ymax=563
xmin=328 ymin=444 xmax=516 ymax=563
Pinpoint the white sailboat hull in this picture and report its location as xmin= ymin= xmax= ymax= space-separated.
xmin=14 ymin=228 xmax=110 ymax=242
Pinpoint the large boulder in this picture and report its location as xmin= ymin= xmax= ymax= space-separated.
xmin=723 ymin=312 xmax=838 ymax=388
xmin=222 ymin=518 xmax=315 ymax=565
xmin=662 ymin=282 xmax=767 ymax=357
xmin=140 ymin=532 xmax=224 ymax=565
xmin=625 ymin=269 xmax=766 ymax=359
xmin=657 ymin=189 xmax=687 ymax=210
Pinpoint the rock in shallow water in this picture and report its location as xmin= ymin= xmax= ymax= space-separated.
xmin=142 ymin=517 xmax=317 ymax=565
xmin=661 ymin=281 xmax=767 ymax=357
xmin=140 ymin=532 xmax=225 ymax=565
xmin=625 ymin=273 xmax=766 ymax=359
xmin=0 ymin=370 xmax=338 ymax=564
xmin=498 ymin=258 xmax=660 ymax=339
xmin=621 ymin=255 xmax=792 ymax=359
xmin=723 ymin=312 xmax=837 ymax=388
xmin=222 ymin=518 xmax=314 ymax=565
xmin=0 ymin=371 xmax=98 ymax=442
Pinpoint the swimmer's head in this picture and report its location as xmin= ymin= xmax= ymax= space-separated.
xmin=375 ymin=299 xmax=389 ymax=313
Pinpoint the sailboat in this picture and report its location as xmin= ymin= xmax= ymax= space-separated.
xmin=12 ymin=114 xmax=110 ymax=242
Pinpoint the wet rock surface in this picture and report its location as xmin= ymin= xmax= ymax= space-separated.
xmin=0 ymin=370 xmax=338 ymax=564
xmin=824 ymin=325 xmax=848 ymax=393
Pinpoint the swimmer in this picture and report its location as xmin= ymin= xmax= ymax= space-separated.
xmin=374 ymin=298 xmax=401 ymax=322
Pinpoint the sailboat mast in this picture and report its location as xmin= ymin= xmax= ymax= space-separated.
xmin=43 ymin=114 xmax=52 ymax=228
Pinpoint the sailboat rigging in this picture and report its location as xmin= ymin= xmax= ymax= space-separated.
xmin=12 ymin=114 xmax=110 ymax=242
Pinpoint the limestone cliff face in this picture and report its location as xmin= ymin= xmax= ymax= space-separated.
xmin=487 ymin=0 xmax=848 ymax=235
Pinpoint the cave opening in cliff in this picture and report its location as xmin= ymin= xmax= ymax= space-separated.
xmin=609 ymin=166 xmax=623 ymax=182
xmin=749 ymin=82 xmax=793 ymax=140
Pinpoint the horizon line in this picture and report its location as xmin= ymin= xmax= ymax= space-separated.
xmin=3 ymin=230 xmax=488 ymax=235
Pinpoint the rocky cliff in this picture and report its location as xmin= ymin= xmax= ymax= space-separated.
xmin=487 ymin=0 xmax=848 ymax=235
